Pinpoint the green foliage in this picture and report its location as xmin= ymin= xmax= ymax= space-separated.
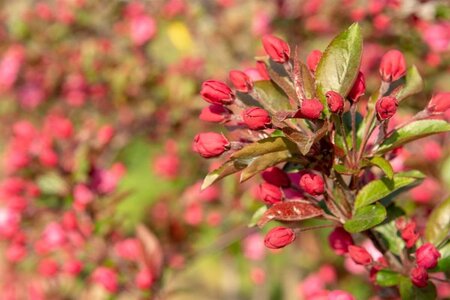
xmin=344 ymin=203 xmax=387 ymax=233
xmin=375 ymin=270 xmax=401 ymax=287
xmin=354 ymin=171 xmax=425 ymax=210
xmin=376 ymin=120 xmax=450 ymax=154
xmin=425 ymin=197 xmax=450 ymax=245
xmin=399 ymin=277 xmax=437 ymax=300
xmin=315 ymin=23 xmax=362 ymax=113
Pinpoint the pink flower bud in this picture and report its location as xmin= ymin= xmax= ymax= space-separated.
xmin=326 ymin=91 xmax=345 ymax=114
xmin=129 ymin=15 xmax=156 ymax=46
xmin=73 ymin=184 xmax=94 ymax=211
xmin=379 ymin=49 xmax=406 ymax=82
xmin=416 ymin=243 xmax=441 ymax=269
xmin=229 ymin=70 xmax=253 ymax=93
xmin=348 ymin=245 xmax=373 ymax=265
xmin=264 ymin=226 xmax=296 ymax=249
xmin=242 ymin=107 xmax=271 ymax=130
xmin=97 ymin=125 xmax=115 ymax=146
xmin=200 ymin=80 xmax=235 ymax=105
xmin=306 ymin=50 xmax=322 ymax=73
xmin=410 ymin=266 xmax=428 ymax=288
xmin=296 ymin=98 xmax=324 ymax=119
xmin=401 ymin=221 xmax=419 ymax=248
xmin=328 ymin=227 xmax=354 ymax=255
xmin=38 ymin=259 xmax=59 ymax=277
xmin=256 ymin=61 xmax=270 ymax=80
xmin=199 ymin=104 xmax=232 ymax=123
xmin=6 ymin=243 xmax=26 ymax=263
xmin=135 ymin=268 xmax=154 ymax=289
xmin=348 ymin=72 xmax=365 ymax=102
xmin=114 ymin=238 xmax=141 ymax=261
xmin=42 ymin=222 xmax=66 ymax=249
xmin=92 ymin=267 xmax=119 ymax=293
xmin=329 ymin=290 xmax=355 ymax=300
xmin=427 ymin=92 xmax=450 ymax=113
xmin=192 ymin=132 xmax=230 ymax=158
xmin=63 ymin=259 xmax=83 ymax=276
xmin=261 ymin=167 xmax=290 ymax=187
xmin=261 ymin=35 xmax=290 ymax=63
xmin=376 ymin=96 xmax=398 ymax=120
xmin=299 ymin=172 xmax=324 ymax=196
xmin=257 ymin=182 xmax=283 ymax=205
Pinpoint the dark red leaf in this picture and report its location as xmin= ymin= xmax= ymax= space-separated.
xmin=257 ymin=200 xmax=324 ymax=227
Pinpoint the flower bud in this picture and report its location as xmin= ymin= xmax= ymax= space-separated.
xmin=296 ymin=98 xmax=324 ymax=119
xmin=92 ymin=267 xmax=119 ymax=293
xmin=326 ymin=91 xmax=345 ymax=114
xmin=257 ymin=182 xmax=283 ymax=205
xmin=376 ymin=96 xmax=398 ymax=120
xmin=410 ymin=266 xmax=428 ymax=288
xmin=328 ymin=227 xmax=354 ymax=255
xmin=379 ymin=49 xmax=406 ymax=82
xmin=262 ymin=167 xmax=290 ymax=187
xmin=135 ymin=268 xmax=154 ymax=289
xmin=416 ymin=243 xmax=441 ymax=269
xmin=264 ymin=226 xmax=296 ymax=249
xmin=199 ymin=104 xmax=232 ymax=123
xmin=328 ymin=290 xmax=355 ymax=300
xmin=229 ymin=70 xmax=253 ymax=93
xmin=348 ymin=245 xmax=373 ymax=265
xmin=306 ymin=50 xmax=322 ymax=73
xmin=193 ymin=132 xmax=230 ymax=158
xmin=262 ymin=35 xmax=290 ymax=63
xmin=427 ymin=92 xmax=450 ymax=113
xmin=242 ymin=107 xmax=271 ymax=130
xmin=200 ymin=80 xmax=235 ymax=105
xmin=348 ymin=72 xmax=365 ymax=102
xmin=401 ymin=221 xmax=419 ymax=248
xmin=299 ymin=172 xmax=324 ymax=196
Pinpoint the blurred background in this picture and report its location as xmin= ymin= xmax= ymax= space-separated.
xmin=0 ymin=0 xmax=449 ymax=299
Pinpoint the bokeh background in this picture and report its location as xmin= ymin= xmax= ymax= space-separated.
xmin=0 ymin=0 xmax=449 ymax=299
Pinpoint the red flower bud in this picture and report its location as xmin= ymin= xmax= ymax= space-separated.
xmin=427 ymin=92 xmax=450 ymax=113
xmin=348 ymin=245 xmax=373 ymax=265
xmin=242 ymin=107 xmax=271 ymax=130
xmin=379 ymin=49 xmax=407 ymax=82
xmin=299 ymin=172 xmax=324 ymax=196
xmin=262 ymin=167 xmax=290 ymax=187
xmin=376 ymin=96 xmax=398 ymax=120
xmin=306 ymin=50 xmax=322 ymax=73
xmin=328 ymin=227 xmax=354 ymax=255
xmin=192 ymin=132 xmax=230 ymax=158
xmin=410 ymin=266 xmax=428 ymax=288
xmin=416 ymin=243 xmax=441 ymax=269
xmin=264 ymin=226 xmax=296 ymax=249
xmin=262 ymin=35 xmax=290 ymax=63
xmin=326 ymin=91 xmax=345 ymax=114
xmin=296 ymin=98 xmax=324 ymax=119
xmin=229 ymin=70 xmax=253 ymax=93
xmin=258 ymin=182 xmax=283 ymax=205
xmin=199 ymin=104 xmax=232 ymax=123
xmin=348 ymin=72 xmax=365 ymax=102
xmin=200 ymin=80 xmax=235 ymax=105
xmin=401 ymin=221 xmax=419 ymax=248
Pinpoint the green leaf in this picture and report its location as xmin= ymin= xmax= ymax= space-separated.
xmin=253 ymin=80 xmax=291 ymax=114
xmin=240 ymin=150 xmax=302 ymax=183
xmin=399 ymin=277 xmax=437 ymax=300
xmin=344 ymin=203 xmax=387 ymax=233
xmin=201 ymin=160 xmax=246 ymax=190
xmin=231 ymin=136 xmax=299 ymax=160
xmin=315 ymin=23 xmax=363 ymax=113
xmin=354 ymin=171 xmax=425 ymax=210
xmin=37 ymin=172 xmax=68 ymax=196
xmin=425 ymin=197 xmax=450 ymax=245
xmin=396 ymin=65 xmax=423 ymax=102
xmin=248 ymin=206 xmax=268 ymax=227
xmin=376 ymin=120 xmax=450 ymax=154
xmin=366 ymin=156 xmax=394 ymax=179
xmin=265 ymin=61 xmax=298 ymax=101
xmin=376 ymin=270 xmax=401 ymax=287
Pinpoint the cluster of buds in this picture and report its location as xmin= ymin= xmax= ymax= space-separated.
xmin=194 ymin=23 xmax=450 ymax=296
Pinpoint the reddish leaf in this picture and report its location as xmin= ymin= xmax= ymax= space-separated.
xmin=257 ymin=200 xmax=324 ymax=227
